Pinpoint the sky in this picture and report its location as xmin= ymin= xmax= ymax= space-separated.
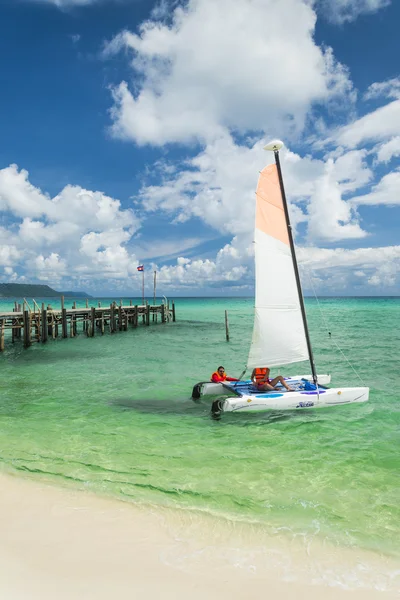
xmin=0 ymin=0 xmax=399 ymax=297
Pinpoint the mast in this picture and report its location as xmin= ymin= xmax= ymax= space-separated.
xmin=266 ymin=141 xmax=318 ymax=385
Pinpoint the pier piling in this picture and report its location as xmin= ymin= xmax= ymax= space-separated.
xmin=0 ymin=299 xmax=176 ymax=351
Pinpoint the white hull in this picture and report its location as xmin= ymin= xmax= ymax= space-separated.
xmin=222 ymin=386 xmax=369 ymax=412
xmin=195 ymin=374 xmax=331 ymax=398
xmin=192 ymin=375 xmax=369 ymax=413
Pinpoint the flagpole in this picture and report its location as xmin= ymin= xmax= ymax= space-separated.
xmin=153 ymin=270 xmax=157 ymax=305
xmin=264 ymin=140 xmax=318 ymax=385
xmin=142 ymin=269 xmax=145 ymax=305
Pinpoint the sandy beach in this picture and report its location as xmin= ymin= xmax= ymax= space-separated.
xmin=0 ymin=472 xmax=398 ymax=600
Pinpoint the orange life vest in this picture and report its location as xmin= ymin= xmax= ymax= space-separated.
xmin=211 ymin=371 xmax=226 ymax=382
xmin=254 ymin=368 xmax=269 ymax=383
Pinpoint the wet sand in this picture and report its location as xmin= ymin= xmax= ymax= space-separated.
xmin=0 ymin=473 xmax=398 ymax=600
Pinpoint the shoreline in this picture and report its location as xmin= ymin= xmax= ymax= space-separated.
xmin=0 ymin=472 xmax=398 ymax=599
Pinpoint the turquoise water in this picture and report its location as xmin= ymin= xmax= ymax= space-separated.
xmin=0 ymin=296 xmax=399 ymax=558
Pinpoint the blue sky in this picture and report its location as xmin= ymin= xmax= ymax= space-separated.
xmin=0 ymin=0 xmax=399 ymax=296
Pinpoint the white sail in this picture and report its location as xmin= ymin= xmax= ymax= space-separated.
xmin=247 ymin=163 xmax=308 ymax=369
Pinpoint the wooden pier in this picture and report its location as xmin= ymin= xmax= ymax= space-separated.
xmin=0 ymin=297 xmax=176 ymax=351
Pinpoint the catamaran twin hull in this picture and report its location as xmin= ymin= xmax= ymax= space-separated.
xmin=192 ymin=376 xmax=369 ymax=412
xmin=191 ymin=143 xmax=369 ymax=415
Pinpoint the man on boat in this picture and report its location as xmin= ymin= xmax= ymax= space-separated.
xmin=251 ymin=367 xmax=293 ymax=391
xmin=211 ymin=366 xmax=239 ymax=383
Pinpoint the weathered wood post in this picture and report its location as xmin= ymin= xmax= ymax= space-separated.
xmin=70 ymin=314 xmax=75 ymax=338
xmin=153 ymin=270 xmax=157 ymax=322
xmin=142 ymin=302 xmax=146 ymax=325
xmin=11 ymin=307 xmax=16 ymax=343
xmin=0 ymin=320 xmax=5 ymax=352
xmin=86 ymin=298 xmax=89 ymax=308
xmin=101 ymin=311 xmax=105 ymax=335
xmin=134 ymin=305 xmax=138 ymax=327
xmin=90 ymin=306 xmax=96 ymax=337
xmin=17 ymin=304 xmax=22 ymax=338
xmin=109 ymin=303 xmax=115 ymax=333
xmin=23 ymin=310 xmax=31 ymax=348
xmin=61 ymin=296 xmax=68 ymax=339
xmin=41 ymin=307 xmax=48 ymax=343
xmin=73 ymin=301 xmax=76 ymax=309
xmin=11 ymin=302 xmax=17 ymax=343
xmin=118 ymin=305 xmax=122 ymax=331
xmin=172 ymin=301 xmax=176 ymax=322
xmin=225 ymin=310 xmax=230 ymax=342
xmin=146 ymin=303 xmax=150 ymax=326
xmin=161 ymin=303 xmax=165 ymax=324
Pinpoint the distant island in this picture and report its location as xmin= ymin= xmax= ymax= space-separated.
xmin=0 ymin=283 xmax=92 ymax=298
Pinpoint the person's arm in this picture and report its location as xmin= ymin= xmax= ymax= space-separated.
xmin=211 ymin=373 xmax=220 ymax=383
xmin=226 ymin=376 xmax=239 ymax=381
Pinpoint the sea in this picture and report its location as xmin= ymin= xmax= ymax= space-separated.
xmin=0 ymin=296 xmax=399 ymax=589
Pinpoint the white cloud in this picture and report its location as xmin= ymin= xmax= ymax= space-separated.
xmin=134 ymin=237 xmax=212 ymax=261
xmin=0 ymin=244 xmax=21 ymax=268
xmin=33 ymin=253 xmax=67 ymax=282
xmin=153 ymin=242 xmax=400 ymax=292
xmin=138 ymin=135 xmax=370 ymax=244
xmin=155 ymin=236 xmax=251 ymax=289
xmin=316 ymin=0 xmax=391 ymax=24
xmin=350 ymin=170 xmax=400 ymax=206
xmin=335 ymin=99 xmax=400 ymax=148
xmin=298 ymin=245 xmax=400 ymax=290
xmin=307 ymin=159 xmax=368 ymax=242
xmin=0 ymin=164 xmax=143 ymax=287
xmin=0 ymin=164 xmax=53 ymax=218
xmin=0 ymin=159 xmax=397 ymax=293
xmin=330 ymin=77 xmax=400 ymax=149
xmin=374 ymin=137 xmax=400 ymax=164
xmin=364 ymin=77 xmax=400 ymax=101
xmin=105 ymin=0 xmax=353 ymax=146
xmin=298 ymin=244 xmax=400 ymax=270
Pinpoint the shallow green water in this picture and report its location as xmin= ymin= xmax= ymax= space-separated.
xmin=0 ymin=296 xmax=399 ymax=558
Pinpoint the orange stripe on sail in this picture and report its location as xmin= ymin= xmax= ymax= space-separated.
xmin=255 ymin=163 xmax=289 ymax=246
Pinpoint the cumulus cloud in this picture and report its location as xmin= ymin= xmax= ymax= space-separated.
xmin=298 ymin=245 xmax=400 ymax=290
xmin=316 ymin=0 xmax=391 ymax=24
xmin=105 ymin=0 xmax=353 ymax=146
xmin=0 ymin=164 xmax=144 ymax=287
xmin=154 ymin=243 xmax=400 ymax=292
xmin=307 ymin=160 xmax=368 ymax=242
xmin=138 ymin=135 xmax=370 ymax=244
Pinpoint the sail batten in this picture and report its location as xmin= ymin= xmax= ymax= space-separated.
xmin=247 ymin=164 xmax=308 ymax=370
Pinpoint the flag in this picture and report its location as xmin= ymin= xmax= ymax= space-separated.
xmin=137 ymin=265 xmax=144 ymax=272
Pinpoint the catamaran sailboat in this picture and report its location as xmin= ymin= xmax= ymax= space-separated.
xmin=192 ymin=140 xmax=369 ymax=413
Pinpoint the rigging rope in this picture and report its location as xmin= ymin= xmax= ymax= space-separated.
xmin=303 ymin=267 xmax=367 ymax=387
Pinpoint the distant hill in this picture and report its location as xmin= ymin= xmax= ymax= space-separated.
xmin=0 ymin=283 xmax=92 ymax=298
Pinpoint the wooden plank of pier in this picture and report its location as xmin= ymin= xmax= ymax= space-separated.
xmin=0 ymin=300 xmax=175 ymax=351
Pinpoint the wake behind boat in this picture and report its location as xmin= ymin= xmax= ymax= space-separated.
xmin=192 ymin=140 xmax=369 ymax=414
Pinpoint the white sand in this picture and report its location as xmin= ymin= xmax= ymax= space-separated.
xmin=0 ymin=473 xmax=398 ymax=599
